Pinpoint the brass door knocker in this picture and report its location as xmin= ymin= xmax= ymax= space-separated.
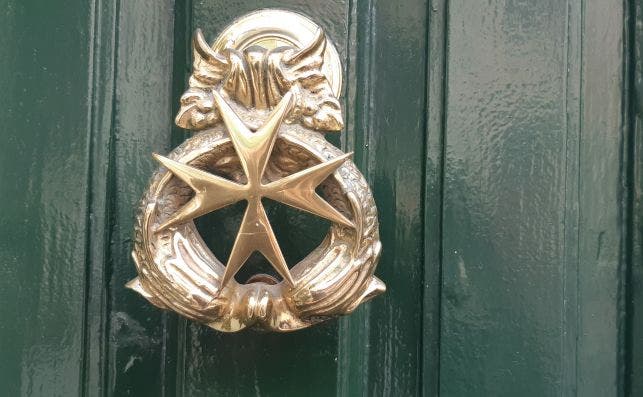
xmin=128 ymin=9 xmax=385 ymax=332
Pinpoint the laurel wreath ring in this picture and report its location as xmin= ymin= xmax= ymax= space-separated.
xmin=129 ymin=124 xmax=384 ymax=332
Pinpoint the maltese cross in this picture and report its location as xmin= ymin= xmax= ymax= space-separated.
xmin=154 ymin=91 xmax=353 ymax=289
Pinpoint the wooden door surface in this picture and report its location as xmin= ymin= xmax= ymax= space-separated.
xmin=1 ymin=0 xmax=641 ymax=396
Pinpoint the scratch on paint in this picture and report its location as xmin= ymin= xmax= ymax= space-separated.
xmin=123 ymin=355 xmax=142 ymax=373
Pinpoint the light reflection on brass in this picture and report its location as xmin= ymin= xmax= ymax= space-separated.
xmin=128 ymin=9 xmax=384 ymax=332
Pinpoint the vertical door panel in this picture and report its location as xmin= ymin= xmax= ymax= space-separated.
xmin=576 ymin=2 xmax=625 ymax=394
xmin=440 ymin=0 xmax=626 ymax=395
xmin=344 ymin=1 xmax=429 ymax=395
xmin=0 ymin=1 xmax=93 ymax=396
xmin=441 ymin=1 xmax=575 ymax=393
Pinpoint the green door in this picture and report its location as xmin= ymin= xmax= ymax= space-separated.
xmin=1 ymin=0 xmax=641 ymax=396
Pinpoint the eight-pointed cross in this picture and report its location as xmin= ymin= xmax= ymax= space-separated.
xmin=154 ymin=90 xmax=354 ymax=289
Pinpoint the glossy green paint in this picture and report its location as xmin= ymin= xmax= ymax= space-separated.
xmin=440 ymin=0 xmax=627 ymax=395
xmin=0 ymin=1 xmax=94 ymax=395
xmin=0 ymin=0 xmax=638 ymax=396
xmin=629 ymin=1 xmax=643 ymax=395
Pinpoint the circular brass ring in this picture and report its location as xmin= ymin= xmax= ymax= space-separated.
xmin=131 ymin=125 xmax=383 ymax=332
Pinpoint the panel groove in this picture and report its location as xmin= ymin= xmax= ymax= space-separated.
xmin=80 ymin=0 xmax=120 ymax=394
xmin=80 ymin=2 xmax=101 ymax=394
xmin=625 ymin=1 xmax=643 ymax=394
xmin=618 ymin=2 xmax=634 ymax=395
xmin=422 ymin=0 xmax=448 ymax=395
xmin=562 ymin=0 xmax=581 ymax=393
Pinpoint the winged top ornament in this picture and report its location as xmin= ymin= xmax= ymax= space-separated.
xmin=128 ymin=9 xmax=385 ymax=332
xmin=176 ymin=27 xmax=343 ymax=132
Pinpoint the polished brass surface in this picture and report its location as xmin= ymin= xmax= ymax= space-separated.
xmin=177 ymin=11 xmax=344 ymax=132
xmin=210 ymin=9 xmax=343 ymax=98
xmin=128 ymin=9 xmax=384 ymax=332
